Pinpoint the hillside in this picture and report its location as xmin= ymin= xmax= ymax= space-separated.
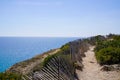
xmin=7 ymin=49 xmax=60 ymax=74
xmin=0 ymin=34 xmax=120 ymax=80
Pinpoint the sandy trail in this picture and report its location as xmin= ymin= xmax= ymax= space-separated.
xmin=76 ymin=46 xmax=120 ymax=80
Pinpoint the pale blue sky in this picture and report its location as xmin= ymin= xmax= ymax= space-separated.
xmin=0 ymin=0 xmax=120 ymax=37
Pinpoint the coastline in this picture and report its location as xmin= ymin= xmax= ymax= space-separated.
xmin=2 ymin=34 xmax=120 ymax=80
xmin=0 ymin=37 xmax=77 ymax=72
xmin=6 ymin=48 xmax=60 ymax=74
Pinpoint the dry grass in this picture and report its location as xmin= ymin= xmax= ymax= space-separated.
xmin=7 ymin=49 xmax=60 ymax=74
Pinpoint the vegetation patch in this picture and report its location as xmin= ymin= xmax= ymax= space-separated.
xmin=39 ymin=43 xmax=71 ymax=68
xmin=0 ymin=72 xmax=22 ymax=80
xmin=60 ymin=43 xmax=70 ymax=54
xmin=95 ymin=35 xmax=120 ymax=65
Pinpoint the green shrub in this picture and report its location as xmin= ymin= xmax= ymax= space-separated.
xmin=95 ymin=39 xmax=120 ymax=52
xmin=42 ymin=51 xmax=62 ymax=67
xmin=60 ymin=43 xmax=70 ymax=54
xmin=95 ymin=36 xmax=120 ymax=65
xmin=96 ymin=47 xmax=120 ymax=65
xmin=0 ymin=72 xmax=22 ymax=80
xmin=42 ymin=43 xmax=71 ymax=67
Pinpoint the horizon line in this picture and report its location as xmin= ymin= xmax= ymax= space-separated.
xmin=0 ymin=36 xmax=83 ymax=38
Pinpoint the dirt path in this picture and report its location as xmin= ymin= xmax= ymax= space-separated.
xmin=76 ymin=46 xmax=120 ymax=80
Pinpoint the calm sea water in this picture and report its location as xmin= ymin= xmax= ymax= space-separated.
xmin=0 ymin=37 xmax=78 ymax=72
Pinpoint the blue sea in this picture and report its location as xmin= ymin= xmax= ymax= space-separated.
xmin=0 ymin=37 xmax=78 ymax=72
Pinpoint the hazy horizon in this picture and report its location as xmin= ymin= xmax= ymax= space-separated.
xmin=0 ymin=0 xmax=120 ymax=37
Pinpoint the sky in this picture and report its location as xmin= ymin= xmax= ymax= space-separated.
xmin=0 ymin=0 xmax=120 ymax=37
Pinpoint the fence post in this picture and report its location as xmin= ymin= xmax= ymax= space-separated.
xmin=58 ymin=56 xmax=60 ymax=80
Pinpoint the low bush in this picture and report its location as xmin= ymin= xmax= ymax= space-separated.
xmin=42 ymin=51 xmax=62 ymax=67
xmin=41 ymin=43 xmax=71 ymax=67
xmin=60 ymin=43 xmax=70 ymax=54
xmin=95 ymin=47 xmax=120 ymax=65
xmin=95 ymin=35 xmax=120 ymax=65
xmin=0 ymin=72 xmax=22 ymax=80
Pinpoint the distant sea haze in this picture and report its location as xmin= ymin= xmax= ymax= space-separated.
xmin=0 ymin=37 xmax=79 ymax=72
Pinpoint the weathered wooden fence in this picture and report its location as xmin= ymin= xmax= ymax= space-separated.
xmin=32 ymin=55 xmax=75 ymax=80
xmin=22 ymin=39 xmax=91 ymax=80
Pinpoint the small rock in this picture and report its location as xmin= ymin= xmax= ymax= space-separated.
xmin=101 ymin=65 xmax=114 ymax=71
xmin=89 ymin=61 xmax=94 ymax=63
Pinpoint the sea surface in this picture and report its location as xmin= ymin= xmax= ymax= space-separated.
xmin=0 ymin=37 xmax=79 ymax=72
